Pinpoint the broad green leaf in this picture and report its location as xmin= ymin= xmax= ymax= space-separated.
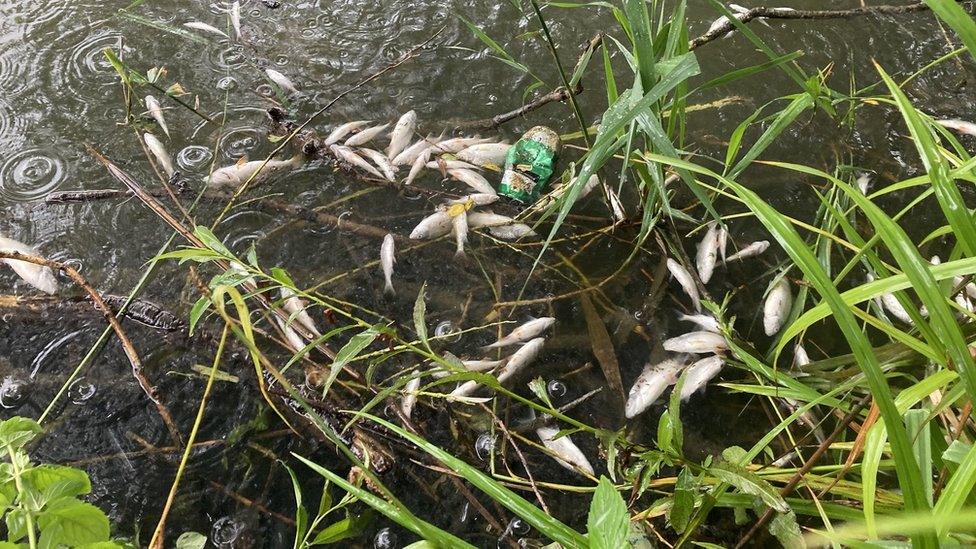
xmin=188 ymin=296 xmax=211 ymax=335
xmin=669 ymin=468 xmax=696 ymax=534
xmin=588 ymin=476 xmax=630 ymax=549
xmin=0 ymin=417 xmax=43 ymax=450
xmin=768 ymin=510 xmax=803 ymax=549
xmin=923 ymin=0 xmax=976 ymax=63
xmin=193 ymin=226 xmax=234 ymax=258
xmin=309 ymin=512 xmax=370 ymax=545
xmin=321 ymin=327 xmax=381 ymax=397
xmin=37 ymin=498 xmax=111 ymax=547
xmin=707 ymin=461 xmax=788 ymax=513
xmin=175 ymin=532 xmax=207 ymax=549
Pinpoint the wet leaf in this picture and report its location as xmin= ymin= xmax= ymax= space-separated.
xmin=175 ymin=532 xmax=207 ymax=549
xmin=413 ymin=284 xmax=430 ymax=351
xmin=0 ymin=417 xmax=42 ymax=450
xmin=708 ymin=461 xmax=787 ymax=513
xmin=587 ymin=476 xmax=630 ymax=549
xmin=309 ymin=511 xmax=371 ymax=545
xmin=188 ymin=296 xmax=211 ymax=335
xmin=321 ymin=327 xmax=381 ymax=397
xmin=579 ymin=293 xmax=624 ymax=401
xmin=668 ymin=468 xmax=695 ymax=534
xmin=768 ymin=510 xmax=803 ymax=549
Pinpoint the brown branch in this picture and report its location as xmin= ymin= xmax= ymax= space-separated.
xmin=0 ymin=251 xmax=182 ymax=447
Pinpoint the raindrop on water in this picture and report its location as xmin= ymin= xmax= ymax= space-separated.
xmin=547 ymin=379 xmax=567 ymax=399
xmin=0 ymin=149 xmax=66 ymax=202
xmin=177 ymin=145 xmax=213 ymax=172
xmin=475 ymin=433 xmax=495 ymax=461
xmin=508 ymin=517 xmax=530 ymax=536
xmin=434 ymin=320 xmax=461 ymax=343
xmin=0 ymin=376 xmax=29 ymax=409
xmin=68 ymin=378 xmax=96 ymax=404
xmin=211 ymin=516 xmax=243 ymax=547
xmin=373 ymin=527 xmax=397 ymax=549
xmin=216 ymin=76 xmax=238 ymax=91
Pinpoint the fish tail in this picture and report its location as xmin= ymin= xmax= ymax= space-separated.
xmin=384 ymin=279 xmax=395 ymax=296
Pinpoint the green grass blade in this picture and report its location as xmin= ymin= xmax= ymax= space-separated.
xmin=923 ymin=0 xmax=976 ymax=62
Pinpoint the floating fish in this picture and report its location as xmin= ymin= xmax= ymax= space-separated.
xmin=494 ymin=337 xmax=545 ymax=384
xmin=763 ymin=278 xmax=792 ymax=336
xmin=448 ymin=169 xmax=496 ymax=195
xmin=279 ymin=287 xmax=320 ymax=339
xmin=724 ymin=240 xmax=769 ymax=262
xmin=184 ymin=21 xmax=229 ymax=38
xmin=453 ymin=209 xmax=468 ymax=257
xmin=434 ymin=136 xmax=492 ymax=154
xmin=230 ymin=1 xmax=242 ymax=38
xmin=274 ymin=315 xmax=306 ymax=352
xmin=484 ymin=318 xmax=555 ymax=349
xmin=404 ymin=148 xmax=431 ymax=185
xmin=536 ymin=424 xmax=594 ymax=476
xmin=936 ymin=118 xmax=976 ymax=137
xmin=428 ymin=159 xmax=480 ymax=171
xmin=393 ymin=136 xmax=438 ymax=166
xmin=143 ymin=133 xmax=175 ymax=177
xmin=625 ymin=358 xmax=684 ymax=418
xmin=607 ymin=187 xmax=626 ymax=222
xmin=794 ymin=343 xmax=811 ymax=368
xmin=467 ymin=211 xmax=515 ymax=229
xmin=679 ymin=355 xmax=723 ymax=401
xmin=677 ymin=312 xmax=720 ymax=333
xmin=856 ymin=173 xmax=872 ymax=195
xmin=409 ymin=210 xmax=452 ymax=240
xmin=706 ymin=4 xmax=750 ymax=38
xmin=329 ymin=145 xmax=384 ymax=179
xmin=663 ymin=331 xmax=728 ymax=354
xmin=266 ymin=69 xmax=298 ymax=95
xmin=344 ymin=123 xmax=390 ymax=147
xmin=325 ymin=120 xmax=369 ymax=146
xmin=446 ymin=193 xmax=498 ymax=207
xmin=487 ymin=224 xmax=535 ymax=240
xmin=358 ymin=148 xmax=396 ymax=181
xmin=880 ymin=290 xmax=914 ymax=324
xmin=381 ymin=234 xmax=395 ymax=295
xmin=716 ymin=224 xmax=728 ymax=262
xmin=386 ymin=110 xmax=417 ymax=160
xmin=208 ymin=154 xmax=304 ymax=187
xmin=666 ymin=258 xmax=700 ymax=311
xmin=0 ymin=235 xmax=58 ymax=294
xmin=401 ymin=376 xmax=421 ymax=418
xmin=461 ymin=358 xmax=507 ymax=371
xmin=456 ymin=142 xmax=510 ymax=168
xmin=696 ymin=222 xmax=721 ymax=284
xmin=144 ymin=95 xmax=169 ymax=138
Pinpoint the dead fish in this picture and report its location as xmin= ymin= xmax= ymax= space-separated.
xmin=456 ymin=142 xmax=510 ymax=168
xmin=716 ymin=224 xmax=728 ymax=262
xmin=434 ymin=136 xmax=492 ymax=154
xmin=325 ymin=120 xmax=369 ymax=146
xmin=625 ymin=358 xmax=684 ymax=418
xmin=265 ymin=69 xmax=298 ymax=95
xmin=358 ymin=148 xmax=397 ymax=181
xmin=495 ymin=337 xmax=545 ymax=384
xmin=229 ymin=261 xmax=256 ymax=289
xmin=724 ymin=240 xmax=769 ymax=262
xmin=763 ymin=278 xmax=792 ymax=336
xmin=706 ymin=4 xmax=750 ymax=38
xmin=880 ymin=290 xmax=914 ymax=324
xmin=446 ymin=193 xmax=498 ymax=207
xmin=679 ymin=355 xmax=724 ymax=401
xmin=409 ymin=210 xmax=452 ymax=240
xmin=677 ymin=312 xmax=720 ymax=333
xmin=230 ymin=1 xmax=242 ymax=38
xmin=329 ymin=145 xmax=384 ymax=179
xmin=184 ymin=21 xmax=229 ymax=38
xmin=144 ymin=95 xmax=169 ymax=138
xmin=143 ymin=133 xmax=175 ymax=177
xmin=381 ymin=233 xmax=395 ymax=295
xmin=696 ymin=222 xmax=721 ymax=284
xmin=279 ymin=287 xmax=320 ymax=338
xmin=467 ymin=211 xmax=516 ymax=229
xmin=393 ymin=136 xmax=438 ymax=166
xmin=484 ymin=318 xmax=554 ymax=349
xmin=428 ymin=159 xmax=480 ymax=171
xmin=344 ymin=123 xmax=390 ymax=147
xmin=461 ymin=358 xmax=507 ymax=372
xmin=936 ymin=118 xmax=976 ymax=137
xmin=404 ymin=148 xmax=431 ymax=185
xmin=663 ymin=331 xmax=728 ymax=354
xmin=448 ymin=169 xmax=496 ymax=195
xmin=536 ymin=424 xmax=594 ymax=476
xmin=401 ymin=376 xmax=421 ymax=418
xmin=0 ymin=235 xmax=58 ymax=294
xmin=274 ymin=315 xmax=306 ymax=352
xmin=487 ymin=224 xmax=535 ymax=240
xmin=453 ymin=210 xmax=468 ymax=257
xmin=794 ymin=343 xmax=811 ymax=368
xmin=607 ymin=187 xmax=626 ymax=222
xmin=386 ymin=110 xmax=417 ymax=160
xmin=856 ymin=173 xmax=872 ymax=195
xmin=208 ymin=153 xmax=304 ymax=187
xmin=666 ymin=258 xmax=700 ymax=311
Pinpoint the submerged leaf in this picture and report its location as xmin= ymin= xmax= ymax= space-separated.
xmin=579 ymin=293 xmax=625 ymax=400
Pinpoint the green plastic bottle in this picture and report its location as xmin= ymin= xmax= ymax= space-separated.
xmin=498 ymin=126 xmax=561 ymax=203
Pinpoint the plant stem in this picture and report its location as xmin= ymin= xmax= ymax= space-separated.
xmin=7 ymin=443 xmax=38 ymax=549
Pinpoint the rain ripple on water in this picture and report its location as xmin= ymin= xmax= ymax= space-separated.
xmin=0 ymin=148 xmax=66 ymax=202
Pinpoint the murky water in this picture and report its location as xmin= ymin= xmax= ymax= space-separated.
xmin=1 ymin=0 xmax=973 ymax=546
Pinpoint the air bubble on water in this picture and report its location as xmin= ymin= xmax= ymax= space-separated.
xmin=0 ymin=376 xmax=29 ymax=408
xmin=507 ymin=517 xmax=530 ymax=536
xmin=255 ymin=83 xmax=274 ymax=97
xmin=547 ymin=379 xmax=567 ymax=399
xmin=177 ymin=145 xmax=213 ymax=172
xmin=216 ymin=76 xmax=238 ymax=91
xmin=211 ymin=516 xmax=243 ymax=547
xmin=434 ymin=320 xmax=461 ymax=343
xmin=373 ymin=527 xmax=397 ymax=549
xmin=62 ymin=258 xmax=83 ymax=272
xmin=475 ymin=433 xmax=496 ymax=461
xmin=68 ymin=378 xmax=96 ymax=404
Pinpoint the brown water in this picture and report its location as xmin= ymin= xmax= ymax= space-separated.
xmin=0 ymin=0 xmax=973 ymax=546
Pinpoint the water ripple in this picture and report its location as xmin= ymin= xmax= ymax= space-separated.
xmin=0 ymin=148 xmax=67 ymax=202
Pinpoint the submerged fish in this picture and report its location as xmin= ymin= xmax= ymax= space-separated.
xmin=716 ymin=224 xmax=728 ymax=262
xmin=667 ymin=258 xmax=700 ymax=311
xmin=484 ymin=317 xmax=555 ymax=349
xmin=625 ymin=358 xmax=684 ymax=418
xmin=274 ymin=315 xmax=306 ymax=352
xmin=936 ymin=118 xmax=976 ymax=137
xmin=679 ymin=355 xmax=723 ymax=401
xmin=325 ymin=120 xmax=369 ymax=146
xmin=358 ymin=148 xmax=397 ymax=181
xmin=329 ymin=145 xmax=384 ymax=179
xmin=344 ymin=123 xmax=390 ymax=147
xmin=144 ymin=95 xmax=169 ymax=138
xmin=386 ymin=110 xmax=417 ymax=160
xmin=467 ymin=211 xmax=515 ymax=228
xmin=446 ymin=193 xmax=498 ymax=207
xmin=487 ymin=224 xmax=535 ymax=240
xmin=279 ymin=287 xmax=320 ymax=338
xmin=448 ymin=169 xmax=496 ymax=195
xmin=393 ymin=136 xmax=437 ymax=166
xmin=536 ymin=424 xmax=594 ymax=476
xmin=677 ymin=312 xmax=720 ymax=333
xmin=266 ymin=69 xmax=298 ymax=94
xmin=208 ymin=154 xmax=304 ymax=187
xmin=453 ymin=209 xmax=468 ymax=257
xmin=380 ymin=234 xmax=395 ymax=295
xmin=856 ymin=173 xmax=872 ymax=195
xmin=230 ymin=1 xmax=242 ymax=38
xmin=696 ymin=222 xmax=721 ymax=284
xmin=401 ymin=376 xmax=421 ymax=418
xmin=456 ymin=143 xmax=510 ymax=168
xmin=143 ymin=133 xmax=175 ymax=177
xmin=404 ymin=148 xmax=431 ymax=185
xmin=0 ymin=235 xmax=58 ymax=294
xmin=428 ymin=159 xmax=480 ymax=171
xmin=724 ymin=240 xmax=769 ymax=262
xmin=494 ymin=337 xmax=545 ymax=384
xmin=663 ymin=331 xmax=728 ymax=354
xmin=409 ymin=210 xmax=452 ymax=240
xmin=184 ymin=21 xmax=229 ymax=38
xmin=434 ymin=136 xmax=492 ymax=154
xmin=461 ymin=358 xmax=507 ymax=372
xmin=763 ymin=278 xmax=792 ymax=336
xmin=794 ymin=343 xmax=811 ymax=368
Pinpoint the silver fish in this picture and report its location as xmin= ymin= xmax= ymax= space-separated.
xmin=763 ymin=278 xmax=792 ymax=336
xmin=428 ymin=159 xmax=481 ymax=171
xmin=794 ymin=343 xmax=811 ymax=368
xmin=381 ymin=233 xmax=395 ymax=295
xmin=880 ymin=290 xmax=914 ymax=324
xmin=487 ymin=224 xmax=535 ymax=240
xmin=536 ymin=424 xmax=594 ymax=476
xmin=717 ymin=224 xmax=728 ymax=262
xmin=467 ymin=211 xmax=515 ymax=229
xmin=679 ymin=355 xmax=723 ymax=401
xmin=409 ymin=210 xmax=453 ymax=240
xmin=230 ymin=1 xmax=241 ymax=38
xmin=724 ymin=240 xmax=769 ymax=262
xmin=449 ymin=379 xmax=482 ymax=398
xmin=607 ymin=187 xmax=626 ymax=222
xmin=329 ymin=145 xmax=384 ymax=179
xmin=667 ymin=258 xmax=700 ymax=311
xmin=401 ymin=376 xmax=421 ymax=418
xmin=358 ymin=148 xmax=396 ymax=181
xmin=461 ymin=358 xmax=507 ymax=372
xmin=0 ymin=235 xmax=58 ymax=294
xmin=446 ymin=193 xmax=498 ymax=207
xmin=279 ymin=287 xmax=320 ymax=339
xmin=208 ymin=154 xmax=304 ymax=187
xmin=386 ymin=110 xmax=417 ymax=160
xmin=937 ymin=118 xmax=976 ymax=137
xmin=404 ymin=148 xmax=431 ymax=185
xmin=143 ymin=133 xmax=175 ymax=177
xmin=274 ymin=315 xmax=306 ymax=352
xmin=484 ymin=318 xmax=555 ymax=349
xmin=856 ymin=173 xmax=872 ymax=195
xmin=663 ymin=331 xmax=728 ymax=354
xmin=266 ymin=69 xmax=298 ymax=94
xmin=392 ymin=136 xmax=437 ymax=166
xmin=453 ymin=210 xmax=468 ymax=257
xmin=184 ymin=21 xmax=229 ymax=38
xmin=448 ymin=169 xmax=496 ymax=195
xmin=696 ymin=222 xmax=721 ymax=284
xmin=456 ymin=143 xmax=510 ymax=168
xmin=434 ymin=136 xmax=492 ymax=154
xmin=229 ymin=261 xmax=256 ymax=289
xmin=625 ymin=359 xmax=684 ymax=418
xmin=706 ymin=4 xmax=749 ymax=38
xmin=144 ymin=95 xmax=169 ymax=138
xmin=325 ymin=120 xmax=369 ymax=146
xmin=494 ymin=337 xmax=545 ymax=384
xmin=677 ymin=312 xmax=720 ymax=333
xmin=344 ymin=123 xmax=390 ymax=147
